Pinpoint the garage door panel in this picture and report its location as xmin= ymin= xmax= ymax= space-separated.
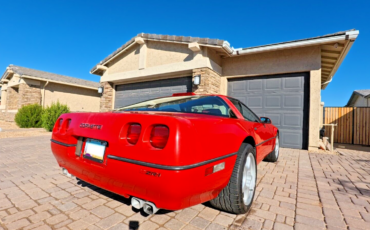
xmin=283 ymin=114 xmax=302 ymax=127
xmin=280 ymin=130 xmax=302 ymax=149
xmin=248 ymin=80 xmax=263 ymax=91
xmin=265 ymin=96 xmax=281 ymax=108
xmin=284 ymin=77 xmax=303 ymax=89
xmin=150 ymin=88 xmax=160 ymax=93
xmin=254 ymin=110 xmax=302 ymax=129
xmin=114 ymin=77 xmax=192 ymax=108
xmin=228 ymin=73 xmax=309 ymax=149
xmin=283 ymin=94 xmax=303 ymax=108
xmin=265 ymin=78 xmax=282 ymax=90
xmin=228 ymin=81 xmax=245 ymax=91
xmin=247 ymin=97 xmax=263 ymax=108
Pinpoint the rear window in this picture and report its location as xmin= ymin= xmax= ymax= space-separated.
xmin=116 ymin=96 xmax=232 ymax=117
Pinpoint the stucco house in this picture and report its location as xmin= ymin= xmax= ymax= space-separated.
xmin=90 ymin=30 xmax=359 ymax=150
xmin=0 ymin=65 xmax=101 ymax=121
xmin=346 ymin=90 xmax=370 ymax=107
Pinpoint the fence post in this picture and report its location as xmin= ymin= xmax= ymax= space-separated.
xmin=352 ymin=107 xmax=355 ymax=144
xmin=331 ymin=125 xmax=334 ymax=153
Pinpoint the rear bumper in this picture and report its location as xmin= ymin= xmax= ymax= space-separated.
xmin=51 ymin=141 xmax=236 ymax=210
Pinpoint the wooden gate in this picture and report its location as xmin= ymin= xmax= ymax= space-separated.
xmin=324 ymin=107 xmax=370 ymax=145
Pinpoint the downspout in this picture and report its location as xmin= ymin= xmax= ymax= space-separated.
xmin=43 ymin=81 xmax=49 ymax=108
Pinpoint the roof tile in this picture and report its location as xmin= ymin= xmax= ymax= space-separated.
xmin=6 ymin=65 xmax=100 ymax=88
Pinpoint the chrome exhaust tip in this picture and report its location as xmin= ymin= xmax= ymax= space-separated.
xmin=131 ymin=197 xmax=144 ymax=210
xmin=143 ymin=202 xmax=159 ymax=215
xmin=62 ymin=168 xmax=72 ymax=177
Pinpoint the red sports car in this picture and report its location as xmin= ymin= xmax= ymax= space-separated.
xmin=51 ymin=93 xmax=279 ymax=215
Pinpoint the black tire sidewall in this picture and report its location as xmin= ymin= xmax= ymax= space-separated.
xmin=271 ymin=135 xmax=280 ymax=161
xmin=237 ymin=144 xmax=257 ymax=213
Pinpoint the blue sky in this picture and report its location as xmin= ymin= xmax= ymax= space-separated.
xmin=0 ymin=0 xmax=369 ymax=106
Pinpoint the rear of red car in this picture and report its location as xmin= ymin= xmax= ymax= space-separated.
xmin=51 ymin=104 xmax=246 ymax=211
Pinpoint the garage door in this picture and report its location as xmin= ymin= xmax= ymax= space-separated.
xmin=114 ymin=77 xmax=192 ymax=108
xmin=228 ymin=73 xmax=309 ymax=149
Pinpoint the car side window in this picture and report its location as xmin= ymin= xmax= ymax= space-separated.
xmin=229 ymin=98 xmax=242 ymax=113
xmin=229 ymin=98 xmax=259 ymax=122
xmin=240 ymin=103 xmax=260 ymax=122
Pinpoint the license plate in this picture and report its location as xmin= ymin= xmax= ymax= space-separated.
xmin=83 ymin=139 xmax=107 ymax=163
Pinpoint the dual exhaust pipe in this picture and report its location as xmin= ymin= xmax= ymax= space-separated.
xmin=131 ymin=197 xmax=159 ymax=215
xmin=62 ymin=168 xmax=72 ymax=177
xmin=62 ymin=169 xmax=158 ymax=214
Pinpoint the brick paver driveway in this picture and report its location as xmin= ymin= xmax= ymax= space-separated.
xmin=1 ymin=136 xmax=369 ymax=230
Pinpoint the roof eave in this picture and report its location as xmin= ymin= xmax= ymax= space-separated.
xmin=230 ymin=30 xmax=358 ymax=90
xmin=21 ymin=75 xmax=99 ymax=90
xmin=0 ymin=69 xmax=14 ymax=82
xmin=322 ymin=31 xmax=359 ymax=90
xmin=233 ymin=30 xmax=359 ymax=56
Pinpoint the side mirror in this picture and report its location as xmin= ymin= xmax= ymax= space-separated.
xmin=260 ymin=117 xmax=272 ymax=124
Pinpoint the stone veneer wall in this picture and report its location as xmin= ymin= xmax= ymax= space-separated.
xmin=6 ymin=87 xmax=19 ymax=110
xmin=192 ymin=68 xmax=221 ymax=94
xmin=100 ymin=82 xmax=114 ymax=112
xmin=19 ymin=83 xmax=42 ymax=108
xmin=0 ymin=111 xmax=16 ymax=122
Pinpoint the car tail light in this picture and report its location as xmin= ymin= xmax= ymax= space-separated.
xmin=53 ymin=118 xmax=63 ymax=132
xmin=66 ymin=119 xmax=71 ymax=130
xmin=150 ymin=125 xmax=169 ymax=149
xmin=127 ymin=124 xmax=141 ymax=145
xmin=56 ymin=118 xmax=63 ymax=130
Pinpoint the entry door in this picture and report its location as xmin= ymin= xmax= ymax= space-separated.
xmin=228 ymin=73 xmax=309 ymax=149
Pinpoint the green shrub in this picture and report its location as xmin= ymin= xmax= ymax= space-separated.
xmin=42 ymin=101 xmax=70 ymax=131
xmin=14 ymin=104 xmax=43 ymax=128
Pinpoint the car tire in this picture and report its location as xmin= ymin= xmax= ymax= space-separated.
xmin=210 ymin=143 xmax=257 ymax=214
xmin=264 ymin=135 xmax=279 ymax=162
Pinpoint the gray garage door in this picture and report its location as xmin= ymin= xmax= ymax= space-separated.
xmin=228 ymin=73 xmax=309 ymax=149
xmin=114 ymin=77 xmax=192 ymax=108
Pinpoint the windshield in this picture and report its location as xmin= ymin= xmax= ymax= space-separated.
xmin=116 ymin=95 xmax=232 ymax=117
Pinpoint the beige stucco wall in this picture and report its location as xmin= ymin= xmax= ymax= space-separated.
xmin=44 ymin=83 xmax=100 ymax=112
xmin=0 ymin=87 xmax=7 ymax=109
xmin=206 ymin=47 xmax=222 ymax=66
xmin=309 ymin=69 xmax=322 ymax=150
xmin=146 ymin=41 xmax=194 ymax=68
xmin=319 ymin=102 xmax=324 ymax=128
xmin=108 ymin=44 xmax=140 ymax=74
xmin=222 ymin=46 xmax=321 ymax=78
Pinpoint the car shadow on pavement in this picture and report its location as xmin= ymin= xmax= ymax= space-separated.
xmin=76 ymin=178 xmax=174 ymax=216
